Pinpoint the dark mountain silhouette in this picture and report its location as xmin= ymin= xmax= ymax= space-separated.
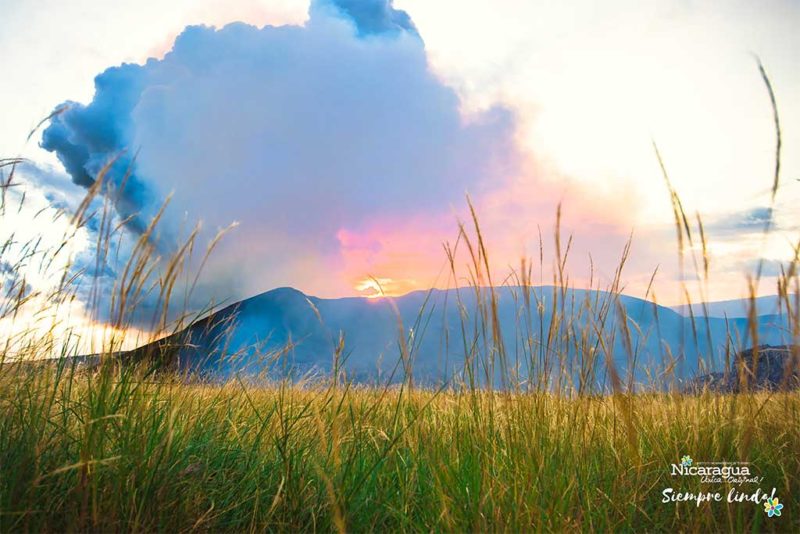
xmin=117 ymin=286 xmax=792 ymax=390
xmin=684 ymin=345 xmax=800 ymax=393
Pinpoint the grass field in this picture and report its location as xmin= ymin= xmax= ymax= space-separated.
xmin=1 ymin=363 xmax=798 ymax=532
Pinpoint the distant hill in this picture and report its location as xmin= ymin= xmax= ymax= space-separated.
xmin=120 ymin=286 xmax=792 ymax=391
xmin=670 ymin=295 xmax=792 ymax=319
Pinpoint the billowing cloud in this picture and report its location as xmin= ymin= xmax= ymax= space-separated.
xmin=41 ymin=66 xmax=156 ymax=236
xmin=309 ymin=0 xmax=417 ymax=37
xmin=39 ymin=0 xmax=522 ymax=308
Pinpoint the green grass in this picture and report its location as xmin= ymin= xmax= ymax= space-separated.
xmin=1 ymin=364 xmax=798 ymax=532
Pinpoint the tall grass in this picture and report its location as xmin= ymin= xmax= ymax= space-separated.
xmin=1 ymin=370 xmax=798 ymax=532
xmin=0 ymin=65 xmax=798 ymax=531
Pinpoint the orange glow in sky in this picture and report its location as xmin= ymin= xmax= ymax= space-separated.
xmin=354 ymin=277 xmax=419 ymax=299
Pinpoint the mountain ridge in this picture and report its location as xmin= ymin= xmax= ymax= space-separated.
xmin=670 ymin=294 xmax=794 ymax=319
xmin=113 ymin=285 xmax=792 ymax=390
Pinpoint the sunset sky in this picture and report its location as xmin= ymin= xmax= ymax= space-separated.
xmin=1 ymin=0 xmax=799 ymax=336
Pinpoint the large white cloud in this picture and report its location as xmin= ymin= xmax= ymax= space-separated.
xmin=39 ymin=0 xmax=520 ymax=306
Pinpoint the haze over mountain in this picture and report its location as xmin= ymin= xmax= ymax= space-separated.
xmin=137 ymin=286 xmax=790 ymax=390
xmin=671 ymin=294 xmax=792 ymax=319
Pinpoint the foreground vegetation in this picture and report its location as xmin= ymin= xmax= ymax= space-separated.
xmin=0 ymin=364 xmax=797 ymax=532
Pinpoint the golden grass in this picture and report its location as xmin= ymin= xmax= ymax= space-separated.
xmin=0 ymin=365 xmax=797 ymax=531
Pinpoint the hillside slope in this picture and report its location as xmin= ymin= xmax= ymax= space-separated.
xmin=122 ymin=286 xmax=791 ymax=389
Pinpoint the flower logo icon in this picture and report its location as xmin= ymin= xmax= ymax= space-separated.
xmin=680 ymin=455 xmax=693 ymax=467
xmin=764 ymin=497 xmax=783 ymax=518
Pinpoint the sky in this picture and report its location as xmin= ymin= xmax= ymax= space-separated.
xmin=1 ymin=0 xmax=799 ymax=350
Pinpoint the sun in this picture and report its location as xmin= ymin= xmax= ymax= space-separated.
xmin=354 ymin=278 xmax=391 ymax=299
xmin=354 ymin=277 xmax=419 ymax=299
